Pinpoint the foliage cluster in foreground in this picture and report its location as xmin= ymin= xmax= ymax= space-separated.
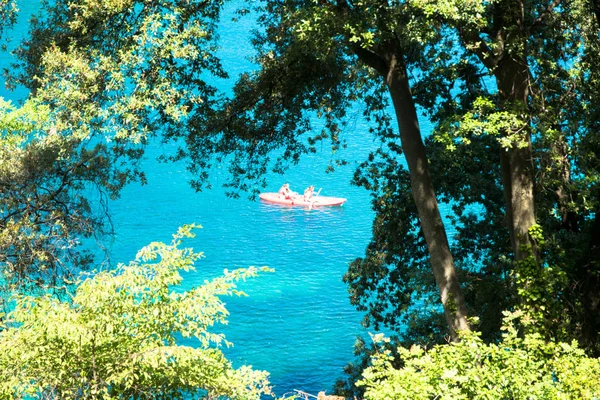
xmin=0 ymin=225 xmax=272 ymax=400
xmin=358 ymin=311 xmax=600 ymax=400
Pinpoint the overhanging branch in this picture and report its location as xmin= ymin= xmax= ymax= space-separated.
xmin=458 ymin=28 xmax=497 ymax=71
xmin=351 ymin=44 xmax=388 ymax=76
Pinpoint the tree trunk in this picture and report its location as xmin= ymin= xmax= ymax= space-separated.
xmin=495 ymin=56 xmax=538 ymax=261
xmin=459 ymin=0 xmax=538 ymax=262
xmin=385 ymin=51 xmax=470 ymax=340
xmin=592 ymin=0 xmax=600 ymax=28
xmin=499 ymin=146 xmax=537 ymax=260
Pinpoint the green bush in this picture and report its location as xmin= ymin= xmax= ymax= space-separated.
xmin=358 ymin=311 xmax=600 ymax=399
xmin=0 ymin=225 xmax=272 ymax=399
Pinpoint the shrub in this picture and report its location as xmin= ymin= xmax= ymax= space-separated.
xmin=358 ymin=311 xmax=600 ymax=399
xmin=0 ymin=225 xmax=272 ymax=399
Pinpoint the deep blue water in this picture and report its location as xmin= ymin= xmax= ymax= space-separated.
xmin=1 ymin=1 xmax=440 ymax=396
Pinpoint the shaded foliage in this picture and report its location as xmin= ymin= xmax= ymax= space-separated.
xmin=183 ymin=30 xmax=354 ymax=196
xmin=0 ymin=99 xmax=126 ymax=301
xmin=1 ymin=0 xmax=231 ymax=294
xmin=0 ymin=0 xmax=17 ymax=44
xmin=344 ymin=0 xmax=600 ymax=352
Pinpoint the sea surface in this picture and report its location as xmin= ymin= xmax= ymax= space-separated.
xmin=1 ymin=1 xmax=440 ymax=396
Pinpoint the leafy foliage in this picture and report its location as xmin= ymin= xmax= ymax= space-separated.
xmin=0 ymin=225 xmax=273 ymax=399
xmin=331 ymin=1 xmax=600 ymax=395
xmin=345 ymin=149 xmax=432 ymax=335
xmin=0 ymin=0 xmax=17 ymax=44
xmin=184 ymin=0 xmax=360 ymax=197
xmin=0 ymin=98 xmax=124 ymax=299
xmin=0 ymin=0 xmax=232 ymax=296
xmin=7 ymin=0 xmax=600 ymax=396
xmin=7 ymin=0 xmax=228 ymax=189
xmin=343 ymin=0 xmax=600 ymax=351
xmin=358 ymin=311 xmax=600 ymax=400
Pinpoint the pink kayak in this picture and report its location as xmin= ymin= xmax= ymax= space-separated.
xmin=259 ymin=192 xmax=347 ymax=207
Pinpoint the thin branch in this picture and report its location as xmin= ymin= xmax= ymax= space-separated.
xmin=533 ymin=0 xmax=562 ymax=26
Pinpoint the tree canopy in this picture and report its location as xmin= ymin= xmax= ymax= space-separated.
xmin=1 ymin=0 xmax=228 ymax=295
xmin=0 ymin=0 xmax=17 ymax=43
xmin=214 ymin=0 xmax=600 ymax=352
xmin=0 ymin=98 xmax=117 ymax=302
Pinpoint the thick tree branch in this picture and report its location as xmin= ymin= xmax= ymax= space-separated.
xmin=458 ymin=28 xmax=497 ymax=71
xmin=351 ymin=45 xmax=388 ymax=76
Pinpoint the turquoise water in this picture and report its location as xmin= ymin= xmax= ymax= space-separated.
xmin=106 ymin=3 xmax=380 ymax=394
xmin=107 ymin=140 xmax=376 ymax=395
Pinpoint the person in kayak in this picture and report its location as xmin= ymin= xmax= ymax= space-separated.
xmin=278 ymin=183 xmax=295 ymax=199
xmin=303 ymin=185 xmax=315 ymax=202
